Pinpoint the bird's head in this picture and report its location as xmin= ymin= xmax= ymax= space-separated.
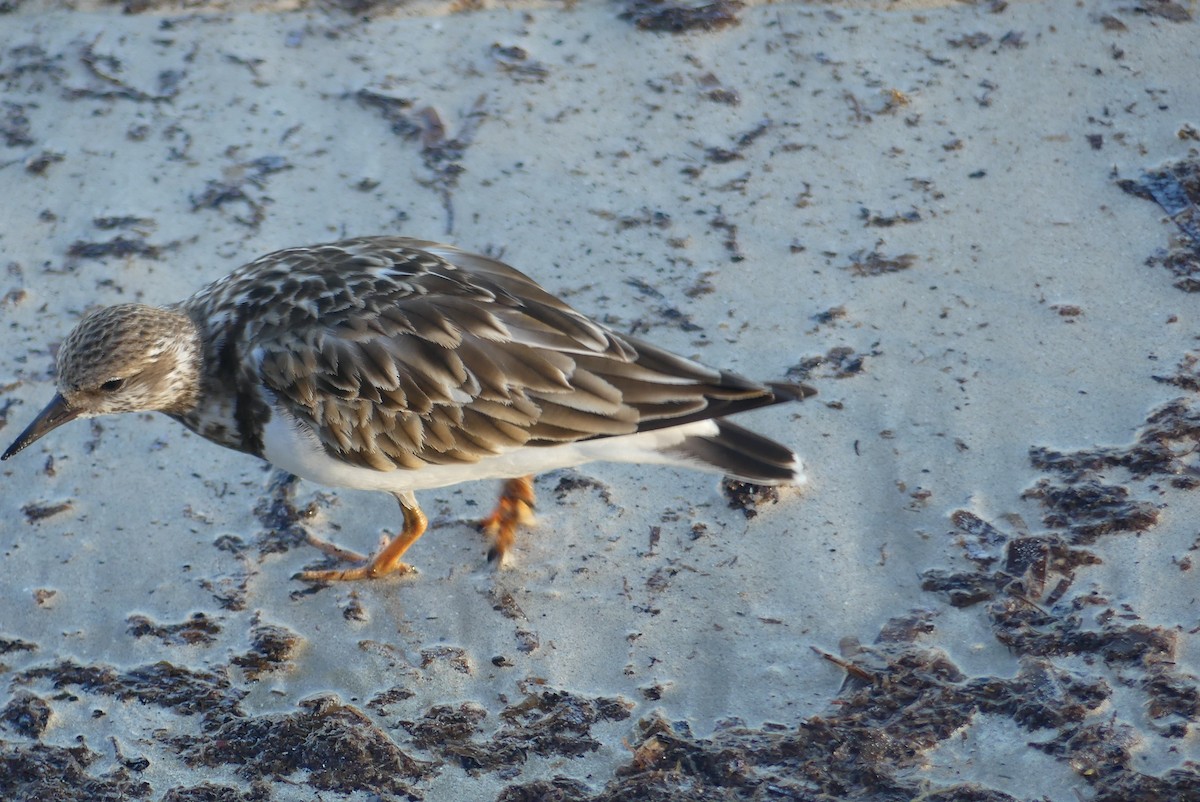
xmin=2 ymin=304 xmax=201 ymax=460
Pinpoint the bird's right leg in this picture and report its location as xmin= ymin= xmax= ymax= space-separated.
xmin=300 ymin=490 xmax=427 ymax=581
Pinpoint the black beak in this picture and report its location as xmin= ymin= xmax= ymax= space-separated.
xmin=2 ymin=393 xmax=81 ymax=461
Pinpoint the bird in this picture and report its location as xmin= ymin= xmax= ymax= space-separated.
xmin=2 ymin=236 xmax=815 ymax=581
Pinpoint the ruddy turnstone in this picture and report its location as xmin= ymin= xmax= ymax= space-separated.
xmin=3 ymin=236 xmax=814 ymax=581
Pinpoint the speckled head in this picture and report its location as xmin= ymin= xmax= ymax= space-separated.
xmin=2 ymin=303 xmax=202 ymax=460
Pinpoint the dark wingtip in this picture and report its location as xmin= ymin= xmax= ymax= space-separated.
xmin=671 ymin=419 xmax=803 ymax=485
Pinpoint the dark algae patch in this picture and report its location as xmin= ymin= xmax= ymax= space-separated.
xmin=166 ymin=695 xmax=431 ymax=797
xmin=253 ymin=471 xmax=314 ymax=557
xmin=400 ymin=685 xmax=633 ymax=774
xmin=230 ymin=617 xmax=300 ymax=680
xmin=15 ymin=660 xmax=245 ymax=718
xmin=845 ymin=248 xmax=917 ymax=277
xmin=2 ymin=651 xmax=635 ymax=799
xmin=66 ymin=235 xmax=162 ymax=263
xmin=0 ymin=637 xmax=37 ymax=656
xmin=787 ymin=344 xmax=879 ymax=382
xmin=720 ymin=478 xmax=781 ymax=519
xmin=353 ymin=90 xmax=487 ymax=234
xmin=919 ymin=567 xmax=996 ymax=608
xmin=20 ymin=500 xmax=72 ymax=523
xmin=189 ymin=155 xmax=293 ymax=231
xmin=618 ymin=0 xmax=744 ymax=34
xmin=127 ymin=612 xmax=222 ymax=647
xmin=160 ymin=784 xmax=268 ymax=802
xmin=1 ymin=692 xmax=51 ymax=739
xmin=1118 ymin=157 xmax=1200 ymax=292
xmin=5 ymin=655 xmax=429 ymax=799
xmin=497 ymin=605 xmax=1193 ymax=801
xmin=1031 ymin=397 xmax=1200 ymax=481
xmin=1023 ymin=479 xmax=1159 ymax=543
xmin=0 ymin=741 xmax=150 ymax=802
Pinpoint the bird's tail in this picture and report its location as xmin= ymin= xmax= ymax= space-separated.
xmin=670 ymin=418 xmax=805 ymax=485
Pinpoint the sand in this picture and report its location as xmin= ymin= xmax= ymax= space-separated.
xmin=1 ymin=1 xmax=1197 ymax=800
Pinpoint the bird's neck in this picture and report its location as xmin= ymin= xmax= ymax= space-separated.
xmin=158 ymin=307 xmax=204 ymax=415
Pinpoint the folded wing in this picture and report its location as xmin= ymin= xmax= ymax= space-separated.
xmin=252 ymin=238 xmax=799 ymax=473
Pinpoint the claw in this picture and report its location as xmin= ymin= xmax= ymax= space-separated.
xmin=299 ymin=491 xmax=427 ymax=582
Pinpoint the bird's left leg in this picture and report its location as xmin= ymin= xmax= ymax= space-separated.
xmin=479 ymin=475 xmax=536 ymax=563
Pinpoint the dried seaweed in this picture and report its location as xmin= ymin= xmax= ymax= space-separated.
xmin=1118 ymin=158 xmax=1200 ymax=292
xmin=619 ymin=0 xmax=744 ymax=33
xmin=920 ymin=568 xmax=996 ymax=607
xmin=166 ymin=695 xmax=430 ymax=795
xmin=1023 ymin=479 xmax=1158 ymax=543
xmin=16 ymin=660 xmax=245 ymax=719
xmin=720 ymin=479 xmax=780 ymax=519
xmin=495 ymin=604 xmax=1169 ymax=801
xmin=402 ymin=687 xmax=632 ymax=775
xmin=127 ymin=613 xmax=221 ymax=647
xmin=0 ymin=742 xmax=148 ymax=802
xmin=1031 ymin=397 xmax=1200 ymax=480
xmin=1 ymin=691 xmax=52 ymax=738
xmin=0 ymin=637 xmax=37 ymax=655
xmin=20 ymin=500 xmax=72 ymax=522
xmin=253 ymin=471 xmax=312 ymax=556
xmin=161 ymin=784 xmax=268 ymax=802
xmin=230 ymin=619 xmax=300 ymax=680
xmin=355 ymin=90 xmax=488 ymax=234
xmin=787 ymin=345 xmax=879 ymax=381
xmin=846 ymin=248 xmax=917 ymax=276
xmin=189 ymin=155 xmax=292 ymax=230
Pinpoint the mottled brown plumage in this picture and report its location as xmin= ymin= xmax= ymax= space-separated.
xmin=4 ymin=236 xmax=814 ymax=581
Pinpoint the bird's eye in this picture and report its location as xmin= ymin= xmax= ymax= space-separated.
xmin=100 ymin=378 xmax=125 ymax=392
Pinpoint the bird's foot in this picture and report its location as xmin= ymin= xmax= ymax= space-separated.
xmin=298 ymin=557 xmax=417 ymax=583
xmin=480 ymin=475 xmax=536 ymax=564
xmin=300 ymin=501 xmax=428 ymax=582
xmin=299 ymin=531 xmax=419 ymax=580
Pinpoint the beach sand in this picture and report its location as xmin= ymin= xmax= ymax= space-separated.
xmin=1 ymin=1 xmax=1197 ymax=799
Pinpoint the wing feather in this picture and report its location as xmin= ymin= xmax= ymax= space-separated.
xmin=241 ymin=236 xmax=790 ymax=472
xmin=535 ymin=400 xmax=638 ymax=437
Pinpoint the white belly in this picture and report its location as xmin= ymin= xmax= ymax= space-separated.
xmin=260 ymin=405 xmax=723 ymax=493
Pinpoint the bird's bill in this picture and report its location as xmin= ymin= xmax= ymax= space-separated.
xmin=1 ymin=393 xmax=81 ymax=461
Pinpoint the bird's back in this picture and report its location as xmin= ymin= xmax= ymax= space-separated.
xmin=174 ymin=237 xmax=810 ymax=484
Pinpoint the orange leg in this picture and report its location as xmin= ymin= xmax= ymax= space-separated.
xmin=300 ymin=491 xmax=427 ymax=582
xmin=479 ymin=475 xmax=536 ymax=563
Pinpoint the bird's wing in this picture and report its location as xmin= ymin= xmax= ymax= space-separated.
xmin=243 ymin=237 xmax=778 ymax=472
